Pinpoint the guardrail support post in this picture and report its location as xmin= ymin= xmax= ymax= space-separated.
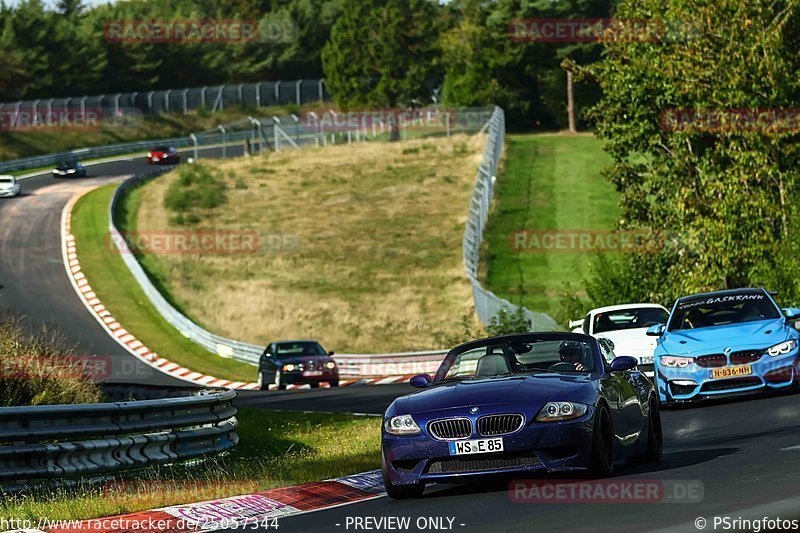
xmin=190 ymin=133 xmax=198 ymax=161
xmin=218 ymin=125 xmax=227 ymax=159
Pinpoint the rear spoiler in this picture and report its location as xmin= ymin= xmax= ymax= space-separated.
xmin=568 ymin=319 xmax=583 ymax=329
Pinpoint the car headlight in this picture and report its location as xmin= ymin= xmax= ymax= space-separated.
xmin=659 ymin=356 xmax=694 ymax=368
xmin=384 ymin=415 xmax=421 ymax=435
xmin=147 ymin=152 xmax=152 ymax=157
xmin=282 ymin=364 xmax=296 ymax=372
xmin=535 ymin=402 xmax=589 ymax=422
xmin=67 ymin=169 xmax=76 ymax=173
xmin=766 ymin=340 xmax=798 ymax=356
xmin=325 ymin=361 xmax=336 ymax=370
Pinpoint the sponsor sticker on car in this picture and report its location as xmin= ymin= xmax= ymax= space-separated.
xmin=448 ymin=438 xmax=504 ymax=455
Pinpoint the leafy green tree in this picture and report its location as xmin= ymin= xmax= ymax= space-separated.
xmin=577 ymin=0 xmax=800 ymax=305
xmin=322 ymin=0 xmax=441 ymax=110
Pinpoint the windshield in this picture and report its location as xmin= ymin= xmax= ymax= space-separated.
xmin=668 ymin=292 xmax=780 ymax=331
xmin=594 ymin=307 xmax=669 ymax=334
xmin=275 ymin=342 xmax=326 ymax=357
xmin=0 ymin=178 xmax=13 ymax=184
xmin=438 ymin=338 xmax=595 ymax=382
xmin=152 ymin=146 xmax=170 ymax=152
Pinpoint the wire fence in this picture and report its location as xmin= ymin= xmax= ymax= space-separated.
xmin=0 ymin=79 xmax=330 ymax=121
xmin=462 ymin=107 xmax=558 ymax=331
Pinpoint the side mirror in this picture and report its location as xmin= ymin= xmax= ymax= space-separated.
xmin=410 ymin=373 xmax=432 ymax=388
xmin=783 ymin=308 xmax=800 ymax=321
xmin=646 ymin=324 xmax=665 ymax=337
xmin=609 ymin=356 xmax=638 ymax=372
xmin=328 ymin=350 xmax=335 ymax=356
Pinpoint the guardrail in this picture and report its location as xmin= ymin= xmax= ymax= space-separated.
xmin=0 ymin=389 xmax=238 ymax=492
xmin=462 ymin=107 xmax=558 ymax=331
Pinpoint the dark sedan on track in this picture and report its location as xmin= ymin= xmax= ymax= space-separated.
xmin=258 ymin=340 xmax=339 ymax=390
xmin=381 ymin=332 xmax=662 ymax=499
xmin=52 ymin=161 xmax=87 ymax=177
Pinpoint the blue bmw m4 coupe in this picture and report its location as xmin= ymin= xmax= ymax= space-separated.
xmin=381 ymin=332 xmax=662 ymax=499
xmin=649 ymin=287 xmax=800 ymax=405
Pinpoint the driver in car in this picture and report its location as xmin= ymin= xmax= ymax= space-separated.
xmin=558 ymin=342 xmax=588 ymax=371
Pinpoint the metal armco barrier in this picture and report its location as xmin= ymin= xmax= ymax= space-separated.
xmin=0 ymin=389 xmax=238 ymax=491
xmin=462 ymin=107 xmax=558 ymax=331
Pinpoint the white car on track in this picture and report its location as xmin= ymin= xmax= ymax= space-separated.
xmin=570 ymin=303 xmax=670 ymax=378
xmin=0 ymin=175 xmax=21 ymax=198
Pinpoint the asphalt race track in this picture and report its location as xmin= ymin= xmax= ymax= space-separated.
xmin=241 ymin=390 xmax=800 ymax=533
xmin=0 ymin=146 xmax=241 ymax=387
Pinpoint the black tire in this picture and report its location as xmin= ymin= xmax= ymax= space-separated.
xmin=258 ymin=371 xmax=269 ymax=391
xmin=589 ymin=404 xmax=614 ymax=476
xmin=644 ymin=398 xmax=663 ymax=462
xmin=309 ymin=382 xmax=320 ymax=389
xmin=275 ymin=370 xmax=286 ymax=390
xmin=381 ymin=454 xmax=424 ymax=499
xmin=329 ymin=381 xmax=340 ymax=387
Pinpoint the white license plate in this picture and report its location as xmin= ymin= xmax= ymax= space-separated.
xmin=303 ymin=370 xmax=323 ymax=377
xmin=448 ymin=438 xmax=504 ymax=455
xmin=152 ymin=157 xmax=160 ymax=161
xmin=639 ymin=356 xmax=654 ymax=364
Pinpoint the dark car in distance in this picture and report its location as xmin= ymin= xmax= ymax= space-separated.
xmin=52 ymin=161 xmax=87 ymax=177
xmin=381 ymin=332 xmax=662 ymax=499
xmin=146 ymin=145 xmax=180 ymax=165
xmin=258 ymin=340 xmax=339 ymax=390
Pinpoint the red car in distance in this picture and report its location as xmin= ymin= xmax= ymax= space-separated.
xmin=146 ymin=145 xmax=181 ymax=165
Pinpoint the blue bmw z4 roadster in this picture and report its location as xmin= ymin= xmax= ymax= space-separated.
xmin=649 ymin=287 xmax=800 ymax=405
xmin=381 ymin=332 xmax=662 ymax=499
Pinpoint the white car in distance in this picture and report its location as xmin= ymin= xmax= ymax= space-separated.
xmin=570 ymin=303 xmax=670 ymax=378
xmin=0 ymin=175 xmax=21 ymax=198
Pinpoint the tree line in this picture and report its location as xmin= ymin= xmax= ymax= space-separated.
xmin=0 ymin=0 xmax=615 ymax=130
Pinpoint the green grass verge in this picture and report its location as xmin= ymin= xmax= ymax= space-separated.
xmin=482 ymin=133 xmax=618 ymax=317
xmin=1 ymin=409 xmax=381 ymax=520
xmin=70 ymin=184 xmax=257 ymax=382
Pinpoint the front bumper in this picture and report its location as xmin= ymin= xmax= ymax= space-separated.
xmin=658 ymin=350 xmax=799 ymax=402
xmin=382 ymin=410 xmax=595 ymax=486
xmin=0 ymin=189 xmax=17 ymax=197
xmin=281 ymin=370 xmax=339 ymax=384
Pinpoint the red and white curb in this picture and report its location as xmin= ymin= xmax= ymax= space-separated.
xmin=46 ymin=471 xmax=385 ymax=532
xmin=61 ymin=188 xmax=415 ymax=390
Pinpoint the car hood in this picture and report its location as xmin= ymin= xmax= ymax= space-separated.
xmin=659 ymin=318 xmax=791 ymax=356
xmin=596 ymin=328 xmax=657 ymax=356
xmin=399 ymin=373 xmax=598 ymax=414
xmin=0 ymin=183 xmax=14 ymax=190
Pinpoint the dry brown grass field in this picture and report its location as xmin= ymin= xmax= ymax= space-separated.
xmin=132 ymin=134 xmax=487 ymax=353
